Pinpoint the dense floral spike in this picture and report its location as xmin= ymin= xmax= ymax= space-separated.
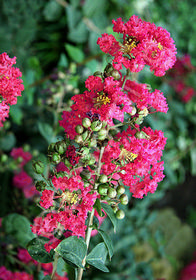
xmin=97 ymin=15 xmax=177 ymax=76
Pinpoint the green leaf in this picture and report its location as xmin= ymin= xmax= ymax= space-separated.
xmin=37 ymin=122 xmax=55 ymax=144
xmin=94 ymin=198 xmax=103 ymax=217
xmin=82 ymin=0 xmax=107 ymax=17
xmin=98 ymin=229 xmax=114 ymax=260
xmin=190 ymin=147 xmax=196 ymax=175
xmin=56 ymin=236 xmax=87 ymax=268
xmin=27 ymin=237 xmax=54 ymax=263
xmin=9 ymin=104 xmax=23 ymax=125
xmin=0 ymin=132 xmax=16 ymax=151
xmin=86 ymin=243 xmax=109 ymax=272
xmin=2 ymin=214 xmax=35 ymax=247
xmin=43 ymin=0 xmax=62 ymax=21
xmin=65 ymin=44 xmax=84 ymax=63
xmin=101 ymin=203 xmax=117 ymax=232
xmin=68 ymin=21 xmax=88 ymax=43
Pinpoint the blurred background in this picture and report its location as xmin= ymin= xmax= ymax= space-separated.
xmin=0 ymin=0 xmax=196 ymax=279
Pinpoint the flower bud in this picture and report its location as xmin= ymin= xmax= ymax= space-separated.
xmin=74 ymin=135 xmax=83 ymax=144
xmin=48 ymin=143 xmax=55 ymax=153
xmin=80 ymin=169 xmax=91 ymax=180
xmin=91 ymin=120 xmax=102 ymax=131
xmin=130 ymin=106 xmax=137 ymax=116
xmin=88 ymin=155 xmax=96 ymax=165
xmin=98 ymin=129 xmax=107 ymax=140
xmin=82 ymin=118 xmax=91 ymax=128
xmin=135 ymin=131 xmax=146 ymax=139
xmin=35 ymin=180 xmax=47 ymax=192
xmin=51 ymin=153 xmax=61 ymax=164
xmin=55 ymin=141 xmax=67 ymax=155
xmin=99 ymin=174 xmax=108 ymax=183
xmin=56 ymin=171 xmax=69 ymax=178
xmin=75 ymin=125 xmax=84 ymax=134
xmin=88 ymin=138 xmax=97 ymax=148
xmin=112 ymin=205 xmax=119 ymax=213
xmin=119 ymin=194 xmax=129 ymax=205
xmin=110 ymin=70 xmax=121 ymax=80
xmin=33 ymin=160 xmax=45 ymax=174
xmin=107 ymin=188 xmax=117 ymax=199
xmin=81 ymin=147 xmax=90 ymax=156
xmin=1 ymin=154 xmax=8 ymax=163
xmin=82 ymin=131 xmax=89 ymax=141
xmin=98 ymin=184 xmax=108 ymax=196
xmin=116 ymin=185 xmax=125 ymax=195
xmin=116 ymin=209 xmax=125 ymax=220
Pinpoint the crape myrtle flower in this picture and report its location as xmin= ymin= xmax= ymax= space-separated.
xmin=31 ymin=175 xmax=97 ymax=249
xmin=99 ymin=126 xmax=166 ymax=198
xmin=0 ymin=101 xmax=9 ymax=127
xmin=59 ymin=76 xmax=133 ymax=138
xmin=97 ymin=15 xmax=177 ymax=76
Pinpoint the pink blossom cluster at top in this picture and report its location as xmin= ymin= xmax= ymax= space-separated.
xmin=0 ymin=52 xmax=24 ymax=127
xmin=10 ymin=147 xmax=39 ymax=199
xmin=97 ymin=15 xmax=177 ymax=76
xmin=168 ymin=54 xmax=196 ymax=102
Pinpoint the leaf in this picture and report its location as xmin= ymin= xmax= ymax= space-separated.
xmin=65 ymin=44 xmax=84 ymax=63
xmin=101 ymin=203 xmax=117 ymax=232
xmin=86 ymin=243 xmax=109 ymax=272
xmin=56 ymin=236 xmax=87 ymax=268
xmin=0 ymin=132 xmax=16 ymax=151
xmin=37 ymin=122 xmax=55 ymax=144
xmin=68 ymin=21 xmax=88 ymax=43
xmin=9 ymin=105 xmax=23 ymax=125
xmin=98 ymin=229 xmax=114 ymax=260
xmin=27 ymin=237 xmax=54 ymax=263
xmin=2 ymin=214 xmax=35 ymax=247
xmin=43 ymin=0 xmax=62 ymax=21
xmin=94 ymin=198 xmax=103 ymax=217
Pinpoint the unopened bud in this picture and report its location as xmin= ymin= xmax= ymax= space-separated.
xmin=82 ymin=118 xmax=91 ymax=128
xmin=88 ymin=155 xmax=96 ymax=165
xmin=48 ymin=143 xmax=55 ymax=153
xmin=74 ymin=135 xmax=83 ymax=144
xmin=107 ymin=188 xmax=117 ymax=199
xmin=1 ymin=154 xmax=8 ymax=163
xmin=51 ymin=153 xmax=61 ymax=164
xmin=81 ymin=147 xmax=90 ymax=156
xmin=119 ymin=194 xmax=129 ymax=205
xmin=80 ymin=169 xmax=91 ymax=180
xmin=98 ymin=129 xmax=107 ymax=140
xmin=98 ymin=184 xmax=108 ymax=196
xmin=135 ymin=131 xmax=146 ymax=139
xmin=99 ymin=174 xmax=108 ymax=184
xmin=91 ymin=120 xmax=102 ymax=131
xmin=88 ymin=138 xmax=97 ymax=148
xmin=33 ymin=160 xmax=45 ymax=174
xmin=116 ymin=209 xmax=125 ymax=219
xmin=112 ymin=205 xmax=119 ymax=213
xmin=64 ymin=158 xmax=71 ymax=167
xmin=116 ymin=185 xmax=125 ymax=195
xmin=75 ymin=125 xmax=84 ymax=134
xmin=130 ymin=106 xmax=137 ymax=116
xmin=55 ymin=141 xmax=67 ymax=155
xmin=82 ymin=131 xmax=89 ymax=141
xmin=110 ymin=70 xmax=121 ymax=80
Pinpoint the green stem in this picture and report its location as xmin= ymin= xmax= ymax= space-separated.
xmin=51 ymin=252 xmax=59 ymax=280
xmin=76 ymin=146 xmax=105 ymax=280
xmin=121 ymin=69 xmax=130 ymax=90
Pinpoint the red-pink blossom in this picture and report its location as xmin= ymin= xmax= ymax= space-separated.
xmin=0 ymin=101 xmax=9 ymax=127
xmin=10 ymin=147 xmax=32 ymax=167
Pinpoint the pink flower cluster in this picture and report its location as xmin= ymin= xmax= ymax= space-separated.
xmin=10 ymin=147 xmax=39 ymax=198
xmin=97 ymin=15 xmax=177 ymax=76
xmin=31 ymin=175 xmax=97 ymax=251
xmin=179 ymin=255 xmax=196 ymax=280
xmin=0 ymin=52 xmax=24 ymax=127
xmin=168 ymin=54 xmax=196 ymax=102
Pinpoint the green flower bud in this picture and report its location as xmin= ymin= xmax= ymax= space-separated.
xmin=80 ymin=169 xmax=91 ymax=180
xmin=51 ymin=153 xmax=61 ymax=164
xmin=82 ymin=131 xmax=89 ymax=141
xmin=56 ymin=171 xmax=69 ymax=178
xmin=75 ymin=125 xmax=84 ymax=134
xmin=116 ymin=209 xmax=125 ymax=220
xmin=55 ymin=141 xmax=67 ymax=155
xmin=1 ymin=154 xmax=8 ymax=163
xmin=99 ymin=174 xmax=108 ymax=183
xmin=110 ymin=70 xmax=121 ymax=80
xmin=119 ymin=194 xmax=129 ymax=205
xmin=116 ymin=185 xmax=125 ymax=195
xmin=23 ymin=144 xmax=30 ymax=152
xmin=81 ymin=147 xmax=90 ymax=156
xmin=82 ymin=118 xmax=91 ymax=128
xmin=107 ymin=188 xmax=117 ymax=199
xmin=130 ymin=106 xmax=137 ymax=116
xmin=88 ymin=156 xmax=96 ymax=165
xmin=91 ymin=120 xmax=102 ymax=131
xmin=88 ymin=138 xmax=97 ymax=147
xmin=33 ymin=160 xmax=45 ymax=174
xmin=35 ymin=180 xmax=47 ymax=192
xmin=135 ymin=131 xmax=148 ymax=139
xmin=74 ymin=135 xmax=83 ymax=144
xmin=98 ymin=129 xmax=107 ymax=140
xmin=48 ymin=143 xmax=55 ymax=153
xmin=98 ymin=184 xmax=108 ymax=196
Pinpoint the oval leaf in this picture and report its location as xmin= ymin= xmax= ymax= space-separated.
xmin=27 ymin=237 xmax=54 ymax=263
xmin=56 ymin=236 xmax=87 ymax=268
xmin=98 ymin=229 xmax=114 ymax=260
xmin=101 ymin=203 xmax=117 ymax=232
xmin=86 ymin=243 xmax=109 ymax=272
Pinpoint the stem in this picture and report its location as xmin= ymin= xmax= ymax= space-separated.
xmin=76 ymin=146 xmax=105 ymax=280
xmin=121 ymin=69 xmax=130 ymax=90
xmin=51 ymin=252 xmax=59 ymax=280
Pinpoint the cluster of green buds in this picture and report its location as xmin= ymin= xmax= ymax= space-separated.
xmin=48 ymin=140 xmax=67 ymax=165
xmin=97 ymin=174 xmax=128 ymax=220
xmin=93 ymin=63 xmax=121 ymax=81
xmin=75 ymin=117 xmax=109 ymax=146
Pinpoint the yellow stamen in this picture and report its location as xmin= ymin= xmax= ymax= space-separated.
xmin=157 ymin=42 xmax=163 ymax=50
xmin=94 ymin=92 xmax=111 ymax=108
xmin=119 ymin=148 xmax=138 ymax=163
